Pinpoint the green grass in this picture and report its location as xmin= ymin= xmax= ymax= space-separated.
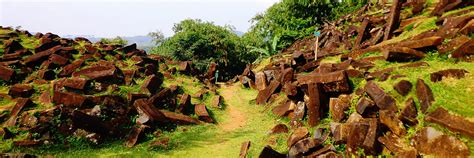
xmin=381 ymin=17 xmax=438 ymax=45
xmin=442 ymin=5 xmax=474 ymax=18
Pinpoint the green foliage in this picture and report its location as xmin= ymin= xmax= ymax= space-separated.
xmin=152 ymin=19 xmax=257 ymax=79
xmin=99 ymin=36 xmax=128 ymax=46
xmin=148 ymin=30 xmax=165 ymax=46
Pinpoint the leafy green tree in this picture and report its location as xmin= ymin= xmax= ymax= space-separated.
xmin=152 ymin=19 xmax=256 ymax=79
xmin=99 ymin=36 xmax=128 ymax=46
xmin=148 ymin=30 xmax=165 ymax=46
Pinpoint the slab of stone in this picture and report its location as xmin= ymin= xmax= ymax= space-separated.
xmin=259 ymin=145 xmax=285 ymax=158
xmin=380 ymin=110 xmax=406 ymax=136
xmin=125 ymin=125 xmax=147 ymax=148
xmin=378 ymin=133 xmax=418 ymax=156
xmin=383 ymin=46 xmax=426 ymax=62
xmin=141 ymin=75 xmax=163 ymax=94
xmin=272 ymin=101 xmax=293 ymax=117
xmin=160 ymin=110 xmax=200 ymax=125
xmin=255 ymin=72 xmax=267 ymax=91
xmin=288 ymin=127 xmax=309 ymax=148
xmin=415 ymin=79 xmax=434 ymax=113
xmin=195 ymin=104 xmax=213 ymax=123
xmin=364 ymin=81 xmax=397 ymax=112
xmin=240 ymin=141 xmax=251 ymax=158
xmin=397 ymin=36 xmax=443 ymax=49
xmin=412 ymin=127 xmax=469 ymax=157
xmin=53 ymin=91 xmax=86 ymax=107
xmin=8 ymin=84 xmax=34 ymax=98
xmin=451 ymin=39 xmax=474 ymax=59
xmin=63 ymin=77 xmax=89 ymax=90
xmin=134 ymin=99 xmax=167 ymax=124
xmin=384 ymin=0 xmax=402 ymax=40
xmin=399 ymin=98 xmax=418 ymax=126
xmin=356 ymin=97 xmax=375 ymax=115
xmin=430 ymin=69 xmax=468 ymax=82
xmin=0 ymin=65 xmax=15 ymax=81
xmin=393 ymin=80 xmax=412 ymax=96
xmin=425 ymin=107 xmax=474 ymax=138
xmin=296 ymin=70 xmax=350 ymax=93
xmin=288 ymin=137 xmax=323 ymax=157
xmin=256 ymin=80 xmax=280 ymax=105
xmin=306 ymin=83 xmax=325 ymax=126
xmin=3 ymin=98 xmax=33 ymax=127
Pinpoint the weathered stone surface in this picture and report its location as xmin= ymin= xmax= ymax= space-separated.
xmin=38 ymin=91 xmax=52 ymax=104
xmin=393 ymin=80 xmax=412 ymax=96
xmin=256 ymin=80 xmax=280 ymax=105
xmin=141 ymin=75 xmax=163 ymax=94
xmin=384 ymin=0 xmax=401 ymax=40
xmin=415 ymin=79 xmax=434 ymax=113
xmin=329 ymin=95 xmax=350 ymax=122
xmin=270 ymin=124 xmax=289 ymax=134
xmin=72 ymin=64 xmax=120 ymax=81
xmin=380 ymin=110 xmax=406 ymax=136
xmin=362 ymin=118 xmax=379 ymax=154
xmin=282 ymin=82 xmax=298 ymax=96
xmin=460 ymin=19 xmax=474 ymax=35
xmin=383 ymin=47 xmax=426 ymax=62
xmin=289 ymin=137 xmax=323 ymax=157
xmin=134 ymin=99 xmax=167 ymax=124
xmin=161 ymin=110 xmax=200 ymax=125
xmin=451 ymin=39 xmax=474 ymax=59
xmin=59 ymin=59 xmax=84 ymax=77
xmin=125 ymin=125 xmax=146 ymax=148
xmin=331 ymin=123 xmax=350 ymax=144
xmin=53 ymin=91 xmax=86 ymax=107
xmin=49 ymin=54 xmax=68 ymax=66
xmin=3 ymin=40 xmax=24 ymax=54
xmin=280 ymin=68 xmax=294 ymax=83
xmin=364 ymin=81 xmax=397 ymax=112
xmin=292 ymin=101 xmax=305 ymax=121
xmin=72 ymin=110 xmax=115 ymax=136
xmin=148 ymin=88 xmax=172 ymax=106
xmin=195 ymin=104 xmax=213 ymax=123
xmin=346 ymin=121 xmax=370 ymax=154
xmin=437 ymin=35 xmax=470 ymax=54
xmin=24 ymin=45 xmax=61 ymax=66
xmin=378 ymin=133 xmax=417 ymax=156
xmin=240 ymin=141 xmax=251 ymax=158
xmin=398 ymin=61 xmax=429 ymax=68
xmin=431 ymin=0 xmax=462 ymax=16
xmin=272 ymin=101 xmax=293 ymax=117
xmin=38 ymin=69 xmax=55 ymax=80
xmin=4 ymin=98 xmax=33 ymax=127
xmin=306 ymin=83 xmax=325 ymax=126
xmin=259 ymin=145 xmax=285 ymax=158
xmin=430 ymin=69 xmax=468 ymax=82
xmin=355 ymin=18 xmax=370 ymax=48
xmin=397 ymin=36 xmax=443 ymax=49
xmin=0 ymin=65 xmax=15 ymax=81
xmin=399 ymin=98 xmax=418 ymax=126
xmin=9 ymin=84 xmax=34 ymax=98
xmin=177 ymin=94 xmax=192 ymax=114
xmin=127 ymin=93 xmax=148 ymax=105
xmin=288 ymin=127 xmax=309 ymax=148
xmin=426 ymin=107 xmax=474 ymax=138
xmin=296 ymin=70 xmax=350 ymax=93
xmin=356 ymin=97 xmax=375 ymax=115
xmin=13 ymin=140 xmax=43 ymax=147
xmin=255 ymin=72 xmax=267 ymax=91
xmin=412 ymin=127 xmax=470 ymax=157
xmin=63 ymin=77 xmax=89 ymax=90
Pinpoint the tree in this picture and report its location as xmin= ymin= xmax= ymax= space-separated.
xmin=99 ymin=36 xmax=128 ymax=46
xmin=148 ymin=30 xmax=165 ymax=46
xmin=151 ymin=19 xmax=256 ymax=79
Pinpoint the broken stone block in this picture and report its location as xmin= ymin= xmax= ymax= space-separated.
xmin=272 ymin=101 xmax=293 ymax=117
xmin=297 ymin=70 xmax=350 ymax=93
xmin=240 ymin=141 xmax=251 ymax=158
xmin=195 ymin=104 xmax=213 ymax=123
xmin=59 ymin=59 xmax=84 ymax=77
xmin=160 ymin=110 xmax=200 ymax=125
xmin=125 ymin=125 xmax=147 ymax=148
xmin=4 ymin=98 xmax=33 ymax=127
xmin=430 ymin=69 xmax=469 ymax=82
xmin=393 ymin=80 xmax=412 ymax=96
xmin=356 ymin=97 xmax=375 ymax=115
xmin=346 ymin=122 xmax=370 ymax=154
xmin=3 ymin=40 xmax=24 ymax=54
xmin=412 ymin=127 xmax=469 ymax=157
xmin=134 ymin=99 xmax=167 ymax=124
xmin=269 ymin=124 xmax=289 ymax=134
xmin=399 ymin=98 xmax=418 ymax=126
xmin=362 ymin=118 xmax=379 ymax=154
xmin=383 ymin=47 xmax=426 ymax=62
xmin=177 ymin=94 xmax=192 ymax=114
xmin=292 ymin=101 xmax=305 ymax=122
xmin=49 ymin=54 xmax=68 ymax=66
xmin=24 ymin=45 xmax=61 ymax=66
xmin=288 ymin=137 xmax=323 ymax=157
xmin=364 ymin=81 xmax=397 ymax=112
xmin=306 ymin=83 xmax=325 ymax=126
xmin=282 ymin=82 xmax=298 ymax=97
xmin=72 ymin=110 xmax=115 ymax=136
xmin=259 ymin=145 xmax=285 ymax=158
xmin=425 ymin=107 xmax=474 ymax=138
xmin=397 ymin=36 xmax=443 ymax=49
xmin=415 ymin=79 xmax=434 ymax=113
xmin=451 ymin=39 xmax=474 ymax=59
xmin=9 ymin=84 xmax=34 ymax=98
xmin=329 ymin=95 xmax=350 ymax=122
xmin=384 ymin=0 xmax=402 ymax=40
xmin=288 ymin=127 xmax=309 ymax=148
xmin=72 ymin=64 xmax=121 ymax=82
xmin=211 ymin=95 xmax=221 ymax=108
xmin=256 ymin=80 xmax=280 ymax=105
xmin=0 ymin=65 xmax=15 ymax=81
xmin=63 ymin=77 xmax=89 ymax=90
xmin=380 ymin=110 xmax=406 ymax=136
xmin=255 ymin=72 xmax=267 ymax=91
xmin=141 ymin=75 xmax=163 ymax=94
xmin=378 ymin=133 xmax=418 ymax=156
xmin=280 ymin=68 xmax=293 ymax=83
xmin=437 ymin=35 xmax=470 ymax=54
xmin=38 ymin=69 xmax=55 ymax=80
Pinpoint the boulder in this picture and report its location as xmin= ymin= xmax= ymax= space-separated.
xmin=415 ymin=79 xmax=434 ymax=113
xmin=255 ymin=72 xmax=267 ymax=91
xmin=288 ymin=127 xmax=309 ymax=148
xmin=195 ymin=104 xmax=213 ymax=123
xmin=256 ymin=80 xmax=280 ymax=105
xmin=8 ymin=84 xmax=34 ymax=98
xmin=399 ymin=98 xmax=418 ymax=126
xmin=134 ymin=99 xmax=167 ymax=124
xmin=270 ymin=124 xmax=289 ymax=134
xmin=63 ymin=77 xmax=89 ymax=90
xmin=412 ymin=127 xmax=469 ymax=157
xmin=53 ymin=91 xmax=87 ymax=107
xmin=280 ymin=68 xmax=294 ymax=83
xmin=384 ymin=0 xmax=402 ymax=40
xmin=356 ymin=97 xmax=375 ymax=115
xmin=451 ymin=39 xmax=474 ymax=59
xmin=378 ymin=133 xmax=418 ymax=157
xmin=425 ymin=107 xmax=474 ymax=138
xmin=364 ymin=81 xmax=397 ymax=112
xmin=3 ymin=98 xmax=33 ymax=127
xmin=379 ymin=110 xmax=406 ymax=136
xmin=24 ymin=45 xmax=61 ymax=66
xmin=306 ymin=83 xmax=325 ymax=126
xmin=282 ymin=82 xmax=298 ymax=97
xmin=161 ymin=110 xmax=201 ymax=125
xmin=141 ymin=75 xmax=163 ymax=94
xmin=393 ymin=80 xmax=412 ymax=96
xmin=383 ymin=46 xmax=426 ymax=62
xmin=296 ymin=70 xmax=350 ymax=93
xmin=430 ymin=69 xmax=468 ymax=82
xmin=259 ymin=146 xmax=285 ymax=158
xmin=0 ymin=65 xmax=15 ymax=81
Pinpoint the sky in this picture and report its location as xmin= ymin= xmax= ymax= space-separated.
xmin=0 ymin=0 xmax=279 ymax=37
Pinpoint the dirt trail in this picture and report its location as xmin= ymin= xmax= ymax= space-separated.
xmin=218 ymin=84 xmax=247 ymax=132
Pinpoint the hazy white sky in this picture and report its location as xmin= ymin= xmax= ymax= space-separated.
xmin=0 ymin=0 xmax=279 ymax=37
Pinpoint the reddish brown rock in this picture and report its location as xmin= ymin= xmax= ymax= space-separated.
xmin=356 ymin=97 xmax=375 ymax=115
xmin=364 ymin=81 xmax=397 ymax=112
xmin=72 ymin=64 xmax=120 ymax=81
xmin=398 ymin=61 xmax=429 ymax=68
xmin=431 ymin=0 xmax=462 ymax=16
xmin=459 ymin=19 xmax=474 ymax=35
xmin=451 ymin=39 xmax=474 ymax=59
xmin=393 ymin=80 xmax=412 ymax=96
xmin=259 ymin=146 xmax=285 ymax=158
xmin=255 ymin=72 xmax=267 ymax=91
xmin=141 ymin=75 xmax=163 ymax=94
xmin=362 ymin=118 xmax=379 ymax=154
xmin=397 ymin=36 xmax=443 ymax=49
xmin=306 ymin=83 xmax=325 ymax=126
xmin=270 ymin=124 xmax=289 ymax=134
xmin=355 ymin=18 xmax=370 ymax=48
xmin=415 ymin=79 xmax=434 ymax=113
xmin=288 ymin=127 xmax=309 ymax=148
xmin=272 ymin=101 xmax=293 ymax=117
xmin=59 ymin=59 xmax=84 ymax=77
xmin=282 ymin=82 xmax=298 ymax=96
xmin=38 ymin=69 xmax=55 ymax=80
xmin=425 ymin=107 xmax=474 ymax=138
xmin=384 ymin=0 xmax=401 ymax=40
xmin=399 ymin=98 xmax=418 ymax=126
xmin=378 ymin=133 xmax=418 ymax=156
xmin=38 ymin=91 xmax=52 ymax=104
xmin=292 ymin=101 xmax=305 ymax=122
xmin=24 ymin=45 xmax=61 ymax=66
xmin=329 ymin=95 xmax=350 ymax=122
xmin=430 ymin=69 xmax=468 ymax=82
xmin=296 ymin=70 xmax=350 ymax=93
xmin=49 ymin=54 xmax=68 ymax=65
xmin=13 ymin=140 xmax=43 ymax=147
xmin=412 ymin=127 xmax=469 ymax=157
xmin=160 ymin=110 xmax=200 ymax=125
xmin=280 ymin=68 xmax=293 ymax=83
xmin=63 ymin=77 xmax=89 ymax=90
xmin=346 ymin=121 xmax=370 ymax=154
xmin=240 ymin=141 xmax=251 ymax=158
xmin=0 ymin=65 xmax=15 ymax=81
xmin=125 ymin=125 xmax=147 ymax=148
xmin=177 ymin=94 xmax=192 ymax=114
xmin=195 ymin=104 xmax=213 ymax=123
xmin=53 ymin=91 xmax=86 ymax=107
xmin=289 ymin=137 xmax=323 ymax=157
xmin=134 ymin=99 xmax=167 ymax=124
xmin=256 ymin=80 xmax=280 ymax=105
xmin=4 ymin=98 xmax=33 ymax=127
xmin=3 ymin=40 xmax=24 ymax=54
xmin=331 ymin=123 xmax=351 ymax=144
xmin=437 ymin=35 xmax=470 ymax=54
xmin=380 ymin=110 xmax=406 ymax=136
xmin=9 ymin=84 xmax=34 ymax=98
xmin=71 ymin=110 xmax=115 ymax=136
xmin=383 ymin=47 xmax=426 ymax=62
